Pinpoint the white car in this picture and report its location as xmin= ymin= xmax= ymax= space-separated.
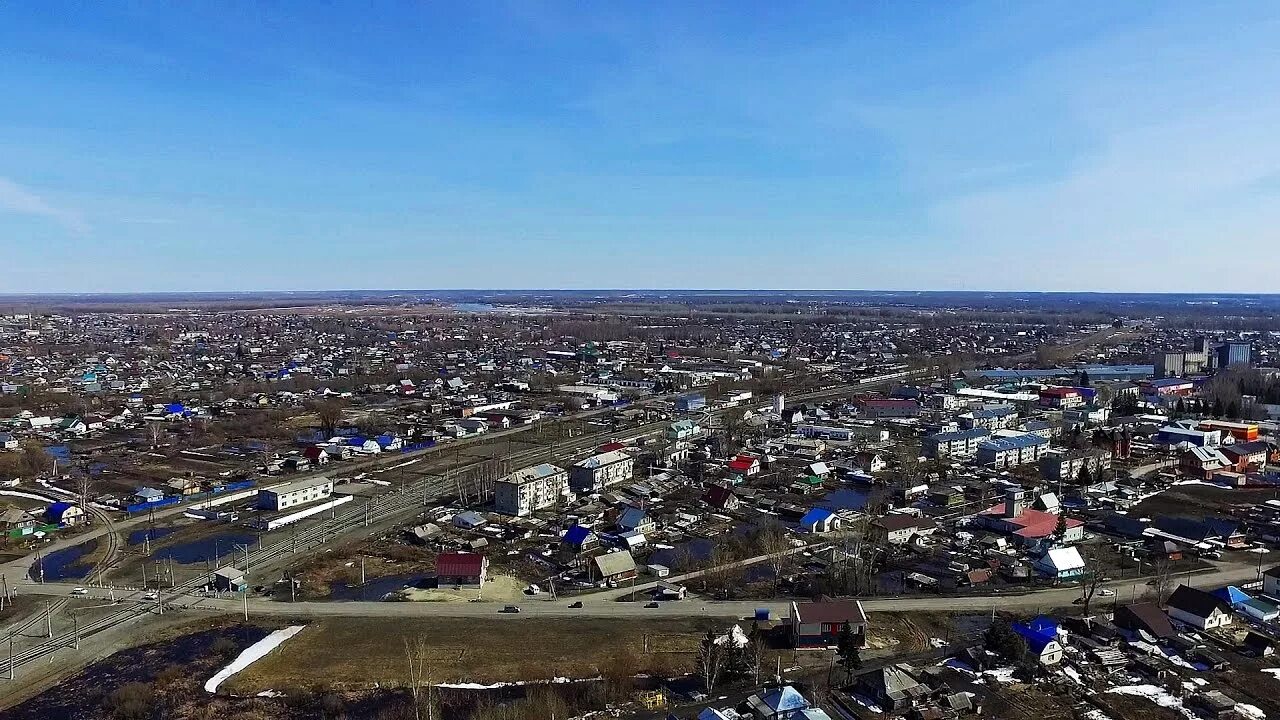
xmin=70 ymin=587 xmax=88 ymax=596
xmin=1098 ymin=588 xmax=1116 ymax=597
xmin=142 ymin=592 xmax=159 ymax=601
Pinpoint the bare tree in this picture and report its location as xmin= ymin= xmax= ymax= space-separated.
xmin=1078 ymin=553 xmax=1107 ymax=615
xmin=316 ymin=400 xmax=345 ymax=437
xmin=1148 ymin=557 xmax=1176 ymax=607
xmin=148 ymin=421 xmax=165 ymax=450
xmin=758 ymin=522 xmax=792 ymax=597
xmin=403 ymin=636 xmax=439 ymax=720
xmin=697 ymin=629 xmax=726 ymax=694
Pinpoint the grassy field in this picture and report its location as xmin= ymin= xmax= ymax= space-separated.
xmin=1134 ymin=483 xmax=1279 ymax=519
xmin=226 ymin=616 xmax=725 ymax=693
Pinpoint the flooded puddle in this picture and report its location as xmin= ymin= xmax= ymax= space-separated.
xmin=30 ymin=540 xmax=97 ymax=581
xmin=817 ymin=488 xmax=870 ymax=511
xmin=328 ymin=573 xmax=429 ymax=601
xmin=127 ymin=526 xmax=180 ymax=546
xmin=151 ymin=532 xmax=258 ymax=565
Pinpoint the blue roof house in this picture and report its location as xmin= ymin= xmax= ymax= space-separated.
xmin=798 ymin=507 xmax=840 ymax=534
xmin=745 ymin=685 xmax=811 ymax=720
xmin=1012 ymin=616 xmax=1064 ymax=665
xmin=44 ymin=501 xmax=86 ymax=526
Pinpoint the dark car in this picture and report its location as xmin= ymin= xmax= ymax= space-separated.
xmin=569 ymin=601 xmax=583 ymax=608
xmin=645 ymin=601 xmax=660 ymax=608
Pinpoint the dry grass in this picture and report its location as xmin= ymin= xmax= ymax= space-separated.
xmin=226 ymin=616 xmax=720 ymax=693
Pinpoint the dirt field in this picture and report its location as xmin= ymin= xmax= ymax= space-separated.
xmin=226 ymin=616 xmax=725 ymax=692
xmin=398 ymin=574 xmax=526 ymax=602
xmin=1134 ymin=484 xmax=1277 ymax=519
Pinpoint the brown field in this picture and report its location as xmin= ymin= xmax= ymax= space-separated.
xmin=226 ymin=616 xmax=724 ymax=693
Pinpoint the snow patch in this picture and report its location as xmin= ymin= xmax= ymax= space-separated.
xmin=983 ymin=666 xmax=1017 ymax=683
xmin=204 ymin=626 xmax=306 ymax=693
xmin=1237 ymin=703 xmax=1266 ymax=720
xmin=1108 ymin=684 xmax=1195 ymax=719
xmin=1262 ymin=668 xmax=1280 ymax=679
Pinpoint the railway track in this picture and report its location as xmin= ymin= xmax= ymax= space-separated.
xmin=2 ymin=367 xmax=929 ymax=678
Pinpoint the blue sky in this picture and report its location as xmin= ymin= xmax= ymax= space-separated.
xmin=2 ymin=2 xmax=1278 ymax=293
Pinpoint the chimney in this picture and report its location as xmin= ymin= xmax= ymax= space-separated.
xmin=1004 ymin=488 xmax=1025 ymax=518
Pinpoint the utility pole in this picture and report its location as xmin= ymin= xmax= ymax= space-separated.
xmin=242 ymin=590 xmax=248 ymax=621
xmin=44 ymin=601 xmax=52 ymax=638
xmin=72 ymin=611 xmax=78 ymax=649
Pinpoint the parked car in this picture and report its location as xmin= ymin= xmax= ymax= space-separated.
xmin=70 ymin=587 xmax=88 ymax=596
xmin=569 ymin=601 xmax=583 ymax=608
xmin=502 ymin=605 xmax=521 ymax=613
xmin=645 ymin=601 xmax=660 ymax=608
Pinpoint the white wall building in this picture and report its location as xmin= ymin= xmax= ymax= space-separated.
xmin=257 ymin=476 xmax=335 ymax=512
xmin=494 ymin=463 xmax=570 ymax=517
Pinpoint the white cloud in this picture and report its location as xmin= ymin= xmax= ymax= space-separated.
xmin=0 ymin=176 xmax=91 ymax=236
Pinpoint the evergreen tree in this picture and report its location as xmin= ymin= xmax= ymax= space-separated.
xmin=1174 ymin=398 xmax=1186 ymax=418
xmin=1053 ymin=511 xmax=1069 ymax=543
xmin=1079 ymin=370 xmax=1091 ymax=388
xmin=984 ymin=618 xmax=1028 ymax=663
xmin=1226 ymin=400 xmax=1241 ymax=419
xmin=1077 ymin=465 xmax=1093 ymax=486
xmin=836 ymin=622 xmax=863 ymax=683
xmin=1212 ymin=398 xmax=1224 ymax=418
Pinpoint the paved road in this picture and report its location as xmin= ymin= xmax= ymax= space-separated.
xmin=17 ymin=561 xmax=1261 ymax=621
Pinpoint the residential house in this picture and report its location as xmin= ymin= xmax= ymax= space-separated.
xmin=1263 ymin=565 xmax=1280 ymax=597
xmin=727 ymin=454 xmax=762 ymax=479
xmin=43 ymin=501 xmax=85 ymax=526
xmin=702 ymin=484 xmax=740 ymax=511
xmin=854 ymin=664 xmax=929 ymax=713
xmin=1166 ymin=585 xmax=1232 ymax=630
xmin=798 ymin=507 xmax=840 ymax=534
xmin=590 ymin=550 xmax=638 ymax=582
xmin=435 ymin=552 xmax=488 ymax=588
xmin=1179 ymin=447 xmax=1231 ymax=479
xmin=0 ymin=433 xmax=17 ymax=451
xmin=617 ymin=506 xmax=656 ymax=534
xmin=744 ymin=686 xmax=824 ymax=720
xmin=0 ymin=508 xmax=37 ymax=535
xmin=851 ymin=451 xmax=886 ymax=473
xmin=1221 ymin=441 xmax=1270 ymax=473
xmin=1012 ymin=616 xmax=1064 ymax=665
xmin=560 ymin=525 xmax=599 ymax=556
xmin=1033 ymin=547 xmax=1086 ymax=579
xmin=1113 ymin=602 xmax=1177 ymax=641
xmin=789 ymin=599 xmax=867 ymax=647
xmin=870 ymin=514 xmax=938 ymax=545
xmin=666 ymin=419 xmax=701 ymax=441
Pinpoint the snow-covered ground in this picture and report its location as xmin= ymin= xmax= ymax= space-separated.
xmin=204 ymin=626 xmax=307 ymax=693
xmin=1109 ymin=684 xmax=1196 ymax=719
